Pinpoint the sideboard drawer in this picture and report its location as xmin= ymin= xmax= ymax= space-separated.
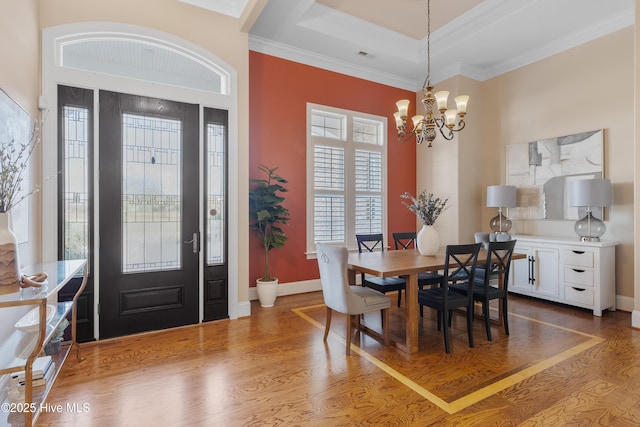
xmin=562 ymin=249 xmax=594 ymax=268
xmin=564 ymin=267 xmax=594 ymax=287
xmin=564 ymin=285 xmax=594 ymax=306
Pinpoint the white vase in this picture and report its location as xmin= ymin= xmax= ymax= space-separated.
xmin=256 ymin=278 xmax=278 ymax=307
xmin=417 ymin=224 xmax=440 ymax=256
xmin=0 ymin=212 xmax=21 ymax=295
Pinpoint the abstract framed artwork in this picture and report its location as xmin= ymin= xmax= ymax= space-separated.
xmin=506 ymin=129 xmax=604 ymax=220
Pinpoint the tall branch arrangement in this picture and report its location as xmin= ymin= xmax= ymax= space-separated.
xmin=0 ymin=120 xmax=40 ymax=213
xmin=401 ymin=190 xmax=449 ymax=226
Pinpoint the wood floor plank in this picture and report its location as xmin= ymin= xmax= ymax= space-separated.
xmin=36 ymin=291 xmax=640 ymax=426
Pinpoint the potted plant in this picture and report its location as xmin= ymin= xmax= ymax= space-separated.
xmin=44 ymin=317 xmax=69 ymax=355
xmin=401 ymin=190 xmax=449 ymax=255
xmin=249 ymin=165 xmax=290 ymax=307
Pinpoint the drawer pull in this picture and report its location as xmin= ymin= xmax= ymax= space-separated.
xmin=572 ymin=287 xmax=586 ymax=292
xmin=572 ymin=269 xmax=585 ymax=273
xmin=572 ymin=250 xmax=585 ymax=254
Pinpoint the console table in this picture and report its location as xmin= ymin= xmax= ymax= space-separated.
xmin=0 ymin=259 xmax=87 ymax=427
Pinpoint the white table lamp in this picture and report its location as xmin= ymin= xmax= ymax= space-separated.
xmin=568 ymin=178 xmax=611 ymax=241
xmin=486 ymin=185 xmax=517 ymax=234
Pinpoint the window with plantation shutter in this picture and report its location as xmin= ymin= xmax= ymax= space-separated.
xmin=306 ymin=103 xmax=387 ymax=256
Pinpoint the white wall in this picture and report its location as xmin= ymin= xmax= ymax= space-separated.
xmin=0 ymin=0 xmax=41 ymax=342
xmin=633 ymin=0 xmax=640 ymax=327
xmin=483 ymin=27 xmax=634 ymax=303
xmin=418 ymin=27 xmax=634 ymax=309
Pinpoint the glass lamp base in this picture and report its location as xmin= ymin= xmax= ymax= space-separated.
xmin=574 ymin=212 xmax=605 ymax=241
xmin=489 ymin=213 xmax=512 ymax=233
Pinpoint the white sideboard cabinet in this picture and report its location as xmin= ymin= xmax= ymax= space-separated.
xmin=510 ymin=235 xmax=617 ymax=316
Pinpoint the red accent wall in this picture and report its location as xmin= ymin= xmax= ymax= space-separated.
xmin=249 ymin=51 xmax=417 ymax=285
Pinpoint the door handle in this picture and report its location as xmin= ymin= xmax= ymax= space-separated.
xmin=530 ymin=256 xmax=536 ymax=284
xmin=528 ymin=256 xmax=535 ymax=284
xmin=184 ymin=232 xmax=200 ymax=254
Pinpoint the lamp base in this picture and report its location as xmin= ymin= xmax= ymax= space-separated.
xmin=489 ymin=213 xmax=512 ymax=233
xmin=574 ymin=211 xmax=605 ymax=241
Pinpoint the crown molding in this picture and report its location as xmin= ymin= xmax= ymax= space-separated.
xmin=178 ymin=0 xmax=249 ymax=18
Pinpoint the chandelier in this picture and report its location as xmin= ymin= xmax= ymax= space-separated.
xmin=393 ymin=0 xmax=469 ymax=146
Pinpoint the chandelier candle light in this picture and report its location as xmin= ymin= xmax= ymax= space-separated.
xmin=394 ymin=0 xmax=470 ymax=146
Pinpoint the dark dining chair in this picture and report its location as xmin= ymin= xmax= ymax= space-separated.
xmin=417 ymin=242 xmax=481 ymax=354
xmin=316 ymin=243 xmax=391 ymax=355
xmin=450 ymin=239 xmax=516 ymax=341
xmin=393 ymin=232 xmax=444 ymax=316
xmin=355 ymin=233 xmax=406 ymax=307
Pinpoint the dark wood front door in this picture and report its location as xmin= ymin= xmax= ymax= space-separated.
xmin=98 ymin=91 xmax=199 ymax=338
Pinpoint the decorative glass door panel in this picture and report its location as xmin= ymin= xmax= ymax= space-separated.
xmin=62 ymin=105 xmax=91 ymax=261
xmin=206 ymin=122 xmax=225 ymax=266
xmin=121 ymin=113 xmax=183 ymax=273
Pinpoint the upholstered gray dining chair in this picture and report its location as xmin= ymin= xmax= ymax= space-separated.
xmin=316 ymin=243 xmax=391 ymax=355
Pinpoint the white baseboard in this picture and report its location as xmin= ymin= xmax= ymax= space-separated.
xmin=248 ymin=278 xmax=322 ymax=302
xmin=632 ymin=310 xmax=640 ymax=329
xmin=237 ymin=300 xmax=252 ymax=318
xmin=616 ymin=295 xmax=634 ymax=313
xmin=243 ymin=283 xmax=635 ymax=323
xmin=246 ymin=279 xmax=322 ymax=316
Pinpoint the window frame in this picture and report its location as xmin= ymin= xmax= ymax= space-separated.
xmin=306 ymin=103 xmax=388 ymax=258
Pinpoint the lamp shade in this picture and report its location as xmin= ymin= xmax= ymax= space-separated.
xmin=486 ymin=185 xmax=517 ymax=208
xmin=568 ymin=179 xmax=611 ymax=207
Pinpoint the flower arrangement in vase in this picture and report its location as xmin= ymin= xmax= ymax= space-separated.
xmin=401 ymin=190 xmax=449 ymax=255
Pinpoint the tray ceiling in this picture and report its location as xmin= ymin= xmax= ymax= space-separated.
xmin=183 ymin=0 xmax=634 ymax=90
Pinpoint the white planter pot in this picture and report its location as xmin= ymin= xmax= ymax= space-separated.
xmin=256 ymin=278 xmax=278 ymax=307
xmin=417 ymin=224 xmax=440 ymax=256
xmin=0 ymin=212 xmax=20 ymax=295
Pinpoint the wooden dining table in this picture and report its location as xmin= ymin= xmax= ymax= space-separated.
xmin=347 ymin=248 xmax=525 ymax=354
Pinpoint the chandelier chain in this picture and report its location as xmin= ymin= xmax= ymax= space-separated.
xmin=423 ymin=0 xmax=431 ymax=90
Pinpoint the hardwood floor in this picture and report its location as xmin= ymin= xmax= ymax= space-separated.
xmin=37 ymin=291 xmax=640 ymax=426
